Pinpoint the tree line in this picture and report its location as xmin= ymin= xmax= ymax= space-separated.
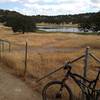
xmin=0 ymin=9 xmax=100 ymax=33
xmin=32 ymin=13 xmax=94 ymax=24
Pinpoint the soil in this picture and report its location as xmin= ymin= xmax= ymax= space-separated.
xmin=0 ymin=63 xmax=42 ymax=100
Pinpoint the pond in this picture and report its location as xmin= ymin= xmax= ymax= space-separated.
xmin=37 ymin=25 xmax=83 ymax=33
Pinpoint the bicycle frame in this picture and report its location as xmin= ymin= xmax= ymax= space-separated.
xmin=63 ymin=66 xmax=100 ymax=99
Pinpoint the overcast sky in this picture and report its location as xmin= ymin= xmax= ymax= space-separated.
xmin=0 ymin=0 xmax=100 ymax=15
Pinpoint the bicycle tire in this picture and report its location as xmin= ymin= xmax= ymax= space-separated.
xmin=42 ymin=80 xmax=73 ymax=100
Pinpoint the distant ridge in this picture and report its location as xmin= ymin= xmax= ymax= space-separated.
xmin=0 ymin=9 xmax=97 ymax=24
xmin=0 ymin=9 xmax=36 ymax=33
xmin=0 ymin=9 xmax=99 ymax=33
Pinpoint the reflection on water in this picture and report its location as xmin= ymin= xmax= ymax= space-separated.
xmin=38 ymin=26 xmax=82 ymax=33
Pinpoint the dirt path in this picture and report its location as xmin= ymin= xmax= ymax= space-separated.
xmin=11 ymin=45 xmax=80 ymax=53
xmin=0 ymin=63 xmax=42 ymax=100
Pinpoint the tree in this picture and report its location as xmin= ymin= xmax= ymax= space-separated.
xmin=78 ymin=12 xmax=100 ymax=33
xmin=4 ymin=16 xmax=37 ymax=34
xmin=78 ymin=19 xmax=91 ymax=32
xmin=90 ymin=12 xmax=100 ymax=32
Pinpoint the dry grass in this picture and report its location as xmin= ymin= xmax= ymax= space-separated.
xmin=0 ymin=26 xmax=100 ymax=98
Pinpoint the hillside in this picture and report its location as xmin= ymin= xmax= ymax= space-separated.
xmin=0 ymin=9 xmax=36 ymax=33
xmin=1 ymin=9 xmax=100 ymax=33
xmin=0 ymin=9 xmax=23 ymax=23
xmin=0 ymin=9 xmax=97 ymax=25
xmin=32 ymin=13 xmax=96 ymax=24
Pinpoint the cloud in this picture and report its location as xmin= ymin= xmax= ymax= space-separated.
xmin=90 ymin=0 xmax=100 ymax=11
xmin=20 ymin=0 xmax=92 ymax=15
xmin=19 ymin=0 xmax=79 ymax=5
xmin=0 ymin=0 xmax=19 ymax=3
xmin=91 ymin=0 xmax=100 ymax=3
xmin=0 ymin=0 xmax=100 ymax=15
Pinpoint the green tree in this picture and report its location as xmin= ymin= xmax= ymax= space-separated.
xmin=90 ymin=12 xmax=100 ymax=32
xmin=78 ymin=12 xmax=100 ymax=33
xmin=4 ymin=16 xmax=37 ymax=34
xmin=78 ymin=19 xmax=91 ymax=32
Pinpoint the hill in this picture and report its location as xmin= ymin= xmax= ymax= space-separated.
xmin=32 ymin=13 xmax=96 ymax=24
xmin=0 ymin=9 xmax=36 ymax=33
xmin=0 ymin=9 xmax=97 ymax=25
xmin=0 ymin=9 xmax=99 ymax=32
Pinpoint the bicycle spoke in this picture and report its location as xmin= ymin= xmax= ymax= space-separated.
xmin=42 ymin=81 xmax=72 ymax=100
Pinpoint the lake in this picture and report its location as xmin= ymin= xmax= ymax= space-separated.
xmin=37 ymin=25 xmax=83 ymax=33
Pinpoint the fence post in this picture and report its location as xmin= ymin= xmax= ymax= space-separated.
xmin=2 ymin=41 xmax=4 ymax=52
xmin=23 ymin=42 xmax=28 ymax=78
xmin=9 ymin=42 xmax=11 ymax=52
xmin=82 ymin=47 xmax=90 ymax=100
xmin=83 ymin=47 xmax=89 ymax=79
xmin=0 ymin=41 xmax=2 ymax=60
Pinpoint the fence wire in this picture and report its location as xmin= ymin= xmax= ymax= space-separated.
xmin=0 ymin=39 xmax=100 ymax=83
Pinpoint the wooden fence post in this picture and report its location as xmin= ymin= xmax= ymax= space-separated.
xmin=24 ymin=42 xmax=28 ymax=78
xmin=9 ymin=42 xmax=11 ymax=52
xmin=2 ymin=41 xmax=4 ymax=52
xmin=83 ymin=47 xmax=89 ymax=79
xmin=82 ymin=47 xmax=90 ymax=100
xmin=0 ymin=41 xmax=2 ymax=60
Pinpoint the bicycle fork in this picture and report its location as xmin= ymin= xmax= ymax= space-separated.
xmin=55 ymin=78 xmax=67 ymax=99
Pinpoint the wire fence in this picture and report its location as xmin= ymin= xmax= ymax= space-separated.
xmin=0 ymin=39 xmax=100 ymax=81
xmin=0 ymin=39 xmax=100 ymax=77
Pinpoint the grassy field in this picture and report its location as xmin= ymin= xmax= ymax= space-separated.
xmin=0 ymin=26 xmax=100 ymax=98
xmin=36 ymin=22 xmax=78 ymax=28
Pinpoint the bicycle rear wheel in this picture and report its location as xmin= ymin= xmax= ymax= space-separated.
xmin=42 ymin=81 xmax=73 ymax=100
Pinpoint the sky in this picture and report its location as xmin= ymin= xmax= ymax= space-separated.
xmin=0 ymin=0 xmax=100 ymax=15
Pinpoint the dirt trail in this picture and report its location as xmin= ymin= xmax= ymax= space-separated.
xmin=0 ymin=63 xmax=42 ymax=100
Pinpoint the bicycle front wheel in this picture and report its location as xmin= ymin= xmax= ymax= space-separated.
xmin=42 ymin=81 xmax=73 ymax=100
xmin=96 ymin=91 xmax=100 ymax=100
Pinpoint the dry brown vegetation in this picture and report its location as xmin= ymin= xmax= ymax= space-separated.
xmin=0 ymin=26 xmax=100 ymax=98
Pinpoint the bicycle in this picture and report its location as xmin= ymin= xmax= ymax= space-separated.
xmin=42 ymin=63 xmax=100 ymax=100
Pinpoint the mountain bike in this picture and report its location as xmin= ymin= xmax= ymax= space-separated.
xmin=42 ymin=63 xmax=100 ymax=100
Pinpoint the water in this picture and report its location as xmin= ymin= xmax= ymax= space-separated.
xmin=38 ymin=26 xmax=82 ymax=33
